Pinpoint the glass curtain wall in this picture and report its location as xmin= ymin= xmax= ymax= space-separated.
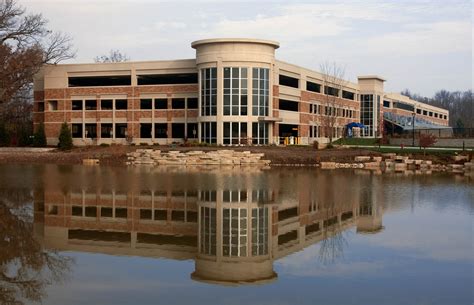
xmin=224 ymin=67 xmax=248 ymax=116
xmin=251 ymin=207 xmax=268 ymax=256
xmin=200 ymin=206 xmax=216 ymax=255
xmin=223 ymin=122 xmax=247 ymax=145
xmin=252 ymin=68 xmax=269 ymax=116
xmin=223 ymin=208 xmax=248 ymax=257
xmin=200 ymin=68 xmax=217 ymax=116
xmin=252 ymin=122 xmax=269 ymax=144
xmin=360 ymin=94 xmax=374 ymax=137
xmin=201 ymin=122 xmax=217 ymax=144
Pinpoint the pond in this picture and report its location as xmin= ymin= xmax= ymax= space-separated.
xmin=0 ymin=164 xmax=472 ymax=305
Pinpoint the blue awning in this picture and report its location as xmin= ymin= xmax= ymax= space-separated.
xmin=346 ymin=122 xmax=366 ymax=129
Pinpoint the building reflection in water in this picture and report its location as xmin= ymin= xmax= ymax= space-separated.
xmin=33 ymin=166 xmax=385 ymax=286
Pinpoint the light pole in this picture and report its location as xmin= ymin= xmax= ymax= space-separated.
xmin=412 ymin=112 xmax=416 ymax=147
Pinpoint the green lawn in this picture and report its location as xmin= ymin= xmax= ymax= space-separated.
xmin=333 ymin=138 xmax=379 ymax=145
xmin=363 ymin=146 xmax=457 ymax=156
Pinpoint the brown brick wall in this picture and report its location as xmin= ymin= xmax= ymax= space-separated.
xmin=34 ymin=91 xmax=44 ymax=101
xmin=35 ymin=84 xmax=200 ymax=144
xmin=45 ymin=122 xmax=62 ymax=138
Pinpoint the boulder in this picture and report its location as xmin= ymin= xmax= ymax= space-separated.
xmin=320 ymin=162 xmax=336 ymax=169
xmin=355 ymin=156 xmax=371 ymax=162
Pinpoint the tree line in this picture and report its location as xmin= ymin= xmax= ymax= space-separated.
xmin=401 ymin=89 xmax=473 ymax=129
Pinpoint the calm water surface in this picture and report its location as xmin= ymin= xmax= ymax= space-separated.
xmin=0 ymin=164 xmax=472 ymax=305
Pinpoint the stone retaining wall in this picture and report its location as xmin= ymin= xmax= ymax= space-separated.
xmin=126 ymin=149 xmax=271 ymax=166
xmin=321 ymin=153 xmax=472 ymax=175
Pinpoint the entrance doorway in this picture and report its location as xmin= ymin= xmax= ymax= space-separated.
xmin=279 ymin=124 xmax=298 ymax=137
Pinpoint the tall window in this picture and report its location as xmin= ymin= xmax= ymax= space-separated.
xmin=309 ymin=125 xmax=320 ymax=138
xmin=252 ymin=122 xmax=268 ymax=145
xmin=224 ymin=67 xmax=247 ymax=116
xmin=223 ymin=122 xmax=247 ymax=145
xmin=252 ymin=207 xmax=268 ymax=256
xmin=223 ymin=208 xmax=247 ymax=257
xmin=252 ymin=68 xmax=269 ymax=116
xmin=360 ymin=94 xmax=374 ymax=137
xmin=200 ymin=207 xmax=216 ymax=255
xmin=201 ymin=122 xmax=216 ymax=144
xmin=376 ymin=95 xmax=380 ymax=137
xmin=200 ymin=68 xmax=217 ymax=116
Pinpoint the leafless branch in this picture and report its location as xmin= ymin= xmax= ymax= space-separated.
xmin=94 ymin=49 xmax=130 ymax=63
xmin=42 ymin=32 xmax=75 ymax=64
xmin=319 ymin=61 xmax=348 ymax=143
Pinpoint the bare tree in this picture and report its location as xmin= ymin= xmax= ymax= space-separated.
xmin=0 ymin=0 xmax=75 ymax=144
xmin=0 ymin=0 xmax=75 ymax=102
xmin=319 ymin=62 xmax=347 ymax=144
xmin=94 ymin=49 xmax=130 ymax=63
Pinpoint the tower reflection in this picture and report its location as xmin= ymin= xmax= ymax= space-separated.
xmin=33 ymin=166 xmax=384 ymax=286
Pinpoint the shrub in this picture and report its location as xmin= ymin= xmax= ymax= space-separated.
xmin=58 ymin=122 xmax=73 ymax=150
xmin=312 ymin=140 xmax=319 ymax=150
xmin=18 ymin=127 xmax=33 ymax=147
xmin=33 ymin=123 xmax=47 ymax=147
xmin=419 ymin=133 xmax=437 ymax=155
xmin=99 ymin=143 xmax=110 ymax=147
xmin=326 ymin=143 xmax=334 ymax=149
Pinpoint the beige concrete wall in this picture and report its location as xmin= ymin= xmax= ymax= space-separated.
xmin=42 ymin=59 xmax=197 ymax=89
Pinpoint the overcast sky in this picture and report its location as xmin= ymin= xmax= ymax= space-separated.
xmin=23 ymin=0 xmax=472 ymax=96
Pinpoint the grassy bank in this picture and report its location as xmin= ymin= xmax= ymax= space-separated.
xmin=364 ymin=146 xmax=458 ymax=156
xmin=333 ymin=138 xmax=379 ymax=146
xmin=1 ymin=144 xmax=469 ymax=166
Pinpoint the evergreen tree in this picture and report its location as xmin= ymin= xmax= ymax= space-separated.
xmin=33 ymin=122 xmax=47 ymax=147
xmin=0 ymin=122 xmax=9 ymax=146
xmin=18 ymin=126 xmax=33 ymax=147
xmin=58 ymin=122 xmax=73 ymax=150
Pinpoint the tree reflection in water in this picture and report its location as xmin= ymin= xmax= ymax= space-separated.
xmin=318 ymin=226 xmax=348 ymax=264
xmin=0 ymin=199 xmax=73 ymax=305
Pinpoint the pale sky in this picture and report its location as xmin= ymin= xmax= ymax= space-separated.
xmin=23 ymin=0 xmax=473 ymax=96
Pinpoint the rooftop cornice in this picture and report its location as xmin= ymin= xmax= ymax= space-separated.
xmin=191 ymin=38 xmax=280 ymax=49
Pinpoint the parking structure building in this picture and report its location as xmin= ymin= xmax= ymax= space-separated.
xmin=33 ymin=38 xmax=449 ymax=146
